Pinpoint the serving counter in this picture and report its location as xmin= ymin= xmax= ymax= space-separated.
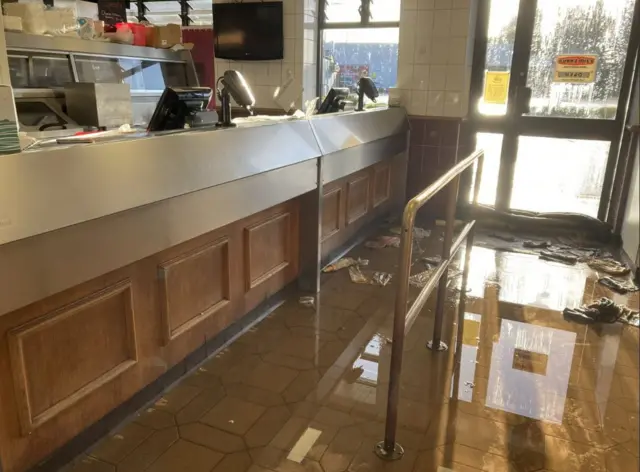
xmin=0 ymin=107 xmax=409 ymax=472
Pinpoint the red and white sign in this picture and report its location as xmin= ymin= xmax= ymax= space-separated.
xmin=553 ymin=55 xmax=598 ymax=84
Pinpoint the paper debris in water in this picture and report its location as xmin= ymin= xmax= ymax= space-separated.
xmin=323 ymin=257 xmax=369 ymax=272
xmin=299 ymin=296 xmax=315 ymax=308
xmin=365 ymin=236 xmax=401 ymax=249
xmin=372 ymin=271 xmax=392 ymax=286
xmin=349 ymin=266 xmax=393 ymax=286
xmin=409 ymin=270 xmax=433 ymax=288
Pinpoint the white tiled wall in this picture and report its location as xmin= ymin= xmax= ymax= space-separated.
xmin=397 ymin=0 xmax=476 ymax=117
xmin=0 ymin=15 xmax=10 ymax=85
xmin=213 ymin=0 xmax=318 ymax=110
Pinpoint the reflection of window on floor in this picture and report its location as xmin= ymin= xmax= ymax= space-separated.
xmin=287 ymin=427 xmax=323 ymax=463
xmin=319 ymin=0 xmax=399 ymax=107
xmin=451 ymin=312 xmax=482 ymax=403
xmin=486 ymin=320 xmax=576 ymax=423
xmin=461 ymin=246 xmax=498 ymax=298
xmin=333 ymin=334 xmax=385 ymax=405
xmin=352 ymin=334 xmax=384 ymax=386
xmin=496 ymin=251 xmax=593 ymax=311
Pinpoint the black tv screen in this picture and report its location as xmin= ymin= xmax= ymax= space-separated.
xmin=213 ymin=2 xmax=284 ymax=61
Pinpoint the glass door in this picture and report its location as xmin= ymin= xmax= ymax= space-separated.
xmin=471 ymin=0 xmax=639 ymax=219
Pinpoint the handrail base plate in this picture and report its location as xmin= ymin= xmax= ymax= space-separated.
xmin=374 ymin=441 xmax=404 ymax=461
xmin=427 ymin=340 xmax=449 ymax=351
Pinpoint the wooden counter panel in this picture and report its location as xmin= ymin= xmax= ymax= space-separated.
xmin=373 ymin=163 xmax=391 ymax=208
xmin=346 ymin=174 xmax=370 ymax=225
xmin=242 ymin=202 xmax=299 ymax=314
xmin=322 ymin=154 xmax=407 ymax=261
xmin=0 ymin=198 xmax=300 ymax=472
xmin=245 ymin=212 xmax=291 ymax=290
xmin=321 ymin=185 xmax=342 ymax=241
xmin=158 ymin=238 xmax=230 ymax=345
xmin=8 ymin=280 xmax=137 ymax=435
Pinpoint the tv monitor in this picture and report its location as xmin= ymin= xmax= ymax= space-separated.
xmin=147 ymin=87 xmax=213 ymax=132
xmin=213 ymin=2 xmax=284 ymax=61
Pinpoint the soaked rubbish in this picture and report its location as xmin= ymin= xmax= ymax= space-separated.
xmin=349 ymin=266 xmax=393 ymax=286
xmin=435 ymin=219 xmax=464 ymax=227
xmin=365 ymin=235 xmax=401 ymax=249
xmin=598 ymin=276 xmax=639 ymax=294
xmin=387 ymin=226 xmax=430 ymax=240
xmin=348 ymin=265 xmax=370 ymax=284
xmin=372 ymin=271 xmax=393 ymax=286
xmin=588 ymin=258 xmax=630 ymax=276
xmin=563 ymin=298 xmax=639 ymax=326
xmin=364 ymin=240 xmax=387 ymax=249
xmin=299 ymin=296 xmax=315 ymax=308
xmin=423 ymin=256 xmax=442 ymax=266
xmin=489 ymin=232 xmax=518 ymax=242
xmin=539 ymin=249 xmax=578 ymax=265
xmin=409 ymin=270 xmax=434 ymax=288
xmin=413 ymin=227 xmax=431 ymax=239
xmin=323 ymin=257 xmax=368 ymax=272
xmin=620 ymin=310 xmax=640 ymax=327
xmin=523 ymin=240 xmax=550 ymax=249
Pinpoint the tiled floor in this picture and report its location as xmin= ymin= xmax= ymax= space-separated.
xmin=65 ymin=229 xmax=639 ymax=472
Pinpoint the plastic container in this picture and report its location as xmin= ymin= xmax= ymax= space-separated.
xmin=129 ymin=23 xmax=146 ymax=46
xmin=116 ymin=23 xmax=145 ymax=46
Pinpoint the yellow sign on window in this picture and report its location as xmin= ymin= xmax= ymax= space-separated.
xmin=484 ymin=71 xmax=510 ymax=105
xmin=553 ymin=55 xmax=598 ymax=83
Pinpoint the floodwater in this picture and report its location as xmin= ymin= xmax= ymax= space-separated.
xmin=65 ymin=228 xmax=639 ymax=472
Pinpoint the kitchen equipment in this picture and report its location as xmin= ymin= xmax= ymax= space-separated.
xmin=64 ymin=83 xmax=133 ymax=128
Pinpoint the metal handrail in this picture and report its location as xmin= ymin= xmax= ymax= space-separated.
xmin=375 ymin=148 xmax=484 ymax=460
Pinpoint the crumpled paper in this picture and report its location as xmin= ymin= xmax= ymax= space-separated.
xmin=349 ymin=266 xmax=393 ymax=286
xmin=323 ymin=257 xmax=369 ymax=273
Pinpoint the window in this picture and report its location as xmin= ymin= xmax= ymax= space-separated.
xmin=319 ymin=0 xmax=400 ymax=105
xmin=127 ymin=0 xmax=212 ymax=26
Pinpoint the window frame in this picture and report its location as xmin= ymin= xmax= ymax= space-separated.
xmin=316 ymin=0 xmax=400 ymax=97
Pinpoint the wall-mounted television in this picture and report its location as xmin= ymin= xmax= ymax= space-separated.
xmin=213 ymin=2 xmax=284 ymax=61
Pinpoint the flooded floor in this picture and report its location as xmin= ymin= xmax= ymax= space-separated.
xmin=65 ymin=229 xmax=639 ymax=472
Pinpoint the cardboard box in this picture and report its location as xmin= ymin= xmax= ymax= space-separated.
xmin=3 ymin=2 xmax=45 ymax=35
xmin=2 ymin=15 xmax=22 ymax=33
xmin=146 ymin=24 xmax=181 ymax=48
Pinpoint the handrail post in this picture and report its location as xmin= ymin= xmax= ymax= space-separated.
xmin=428 ymin=175 xmax=460 ymax=351
xmin=375 ymin=149 xmax=484 ymax=462
xmin=374 ymin=203 xmax=415 ymax=460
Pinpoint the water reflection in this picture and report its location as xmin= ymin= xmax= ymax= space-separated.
xmin=454 ymin=312 xmax=482 ymax=403
xmin=486 ymin=320 xmax=576 ymax=423
xmin=332 ymin=333 xmax=386 ymax=407
xmin=494 ymin=250 xmax=592 ymax=311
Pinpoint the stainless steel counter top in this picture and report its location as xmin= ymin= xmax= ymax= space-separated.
xmin=0 ymin=120 xmax=321 ymax=246
xmin=0 ymin=107 xmax=409 ymax=316
xmin=309 ymin=106 xmax=408 ymax=155
xmin=0 ymin=108 xmax=408 ymax=247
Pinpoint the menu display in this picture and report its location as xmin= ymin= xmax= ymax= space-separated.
xmin=98 ymin=0 xmax=127 ymax=26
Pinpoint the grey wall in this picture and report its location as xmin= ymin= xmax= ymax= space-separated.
xmin=621 ymin=143 xmax=639 ymax=265
xmin=621 ymin=74 xmax=639 ymax=266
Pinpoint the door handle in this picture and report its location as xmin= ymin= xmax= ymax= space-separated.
xmin=515 ymin=86 xmax=532 ymax=115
